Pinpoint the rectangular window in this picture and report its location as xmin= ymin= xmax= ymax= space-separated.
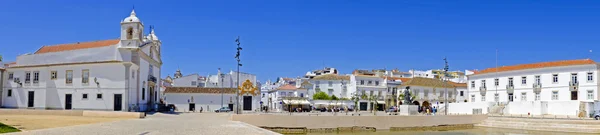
xmin=588 ymin=72 xmax=594 ymax=82
xmin=521 ymin=76 xmax=526 ymax=85
xmin=66 ymin=70 xmax=73 ymax=84
xmin=481 ymin=80 xmax=486 ymax=88
xmin=82 ymin=70 xmax=89 ymax=84
xmin=471 ymin=95 xmax=475 ymax=102
xmin=25 ymin=71 xmax=31 ymax=83
xmin=424 ymin=90 xmax=429 ymax=98
xmin=460 ymin=91 xmax=464 ymax=96
xmin=328 ymin=81 xmax=333 ymax=87
xmin=142 ymin=88 xmax=146 ymax=100
xmin=375 ymin=81 xmax=379 ymax=86
xmin=83 ymin=94 xmax=88 ymax=99
xmin=553 ymin=74 xmax=558 ymax=83
xmin=494 ymin=78 xmax=499 ymax=86
xmin=521 ymin=92 xmax=527 ymax=101
xmin=191 ymin=81 xmax=197 ymax=86
xmin=494 ymin=93 xmax=499 ymax=102
xmin=97 ymin=94 xmax=103 ymax=99
xmin=571 ymin=73 xmax=578 ymax=84
xmin=7 ymin=89 xmax=12 ymax=97
xmin=368 ymin=81 xmax=372 ymax=85
xmin=481 ymin=95 xmax=486 ymax=101
xmin=360 ymin=80 xmax=364 ymax=85
xmin=280 ymin=92 xmax=286 ymax=97
xmin=328 ymin=89 xmax=334 ymax=95
xmin=588 ymin=90 xmax=594 ymax=100
xmin=535 ymin=75 xmax=541 ymax=84
xmin=471 ymin=81 xmax=475 ymax=88
xmin=33 ymin=71 xmax=39 ymax=84
xmin=51 ymin=71 xmax=57 ymax=80
xmin=315 ymin=81 xmax=320 ymax=89
xmin=552 ymin=91 xmax=559 ymax=100
xmin=508 ymin=78 xmax=513 ymax=87
xmin=8 ymin=72 xmax=14 ymax=80
xmin=535 ymin=93 xmax=540 ymax=101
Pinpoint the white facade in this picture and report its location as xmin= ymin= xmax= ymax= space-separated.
xmin=351 ymin=75 xmax=387 ymax=111
xmin=266 ymin=85 xmax=308 ymax=112
xmin=310 ymin=78 xmax=350 ymax=98
xmin=164 ymin=87 xmax=260 ymax=112
xmin=304 ymin=67 xmax=338 ymax=79
xmin=1 ymin=10 xmax=162 ymax=111
xmin=456 ymin=59 xmax=600 ymax=117
xmin=205 ymin=71 xmax=256 ymax=88
xmin=172 ymin=74 xmax=201 ymax=87
xmin=468 ymin=62 xmax=599 ymax=103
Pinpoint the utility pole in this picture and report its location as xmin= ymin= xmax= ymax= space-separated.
xmin=235 ymin=36 xmax=242 ymax=114
xmin=443 ymin=57 xmax=449 ymax=115
xmin=220 ymin=68 xmax=223 ymax=108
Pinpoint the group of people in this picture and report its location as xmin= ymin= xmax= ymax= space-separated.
xmin=423 ymin=106 xmax=438 ymax=115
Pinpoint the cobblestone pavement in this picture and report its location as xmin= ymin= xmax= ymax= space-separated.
xmin=8 ymin=113 xmax=280 ymax=135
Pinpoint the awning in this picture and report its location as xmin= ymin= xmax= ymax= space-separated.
xmin=376 ymin=101 xmax=385 ymax=104
xmin=283 ymin=100 xmax=311 ymax=105
xmin=313 ymin=102 xmax=346 ymax=106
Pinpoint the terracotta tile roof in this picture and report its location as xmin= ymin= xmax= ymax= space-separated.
xmin=399 ymin=77 xmax=454 ymax=88
xmin=448 ymin=82 xmax=467 ymax=88
xmin=164 ymin=87 xmax=237 ymax=94
xmin=475 ymin=59 xmax=596 ymax=75
xmin=35 ymin=39 xmax=120 ymax=54
xmin=277 ymin=84 xmax=306 ymax=90
xmin=312 ymin=74 xmax=350 ymax=80
xmin=300 ymin=80 xmax=312 ymax=86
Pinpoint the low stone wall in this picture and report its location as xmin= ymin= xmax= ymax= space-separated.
xmin=477 ymin=117 xmax=600 ymax=133
xmin=231 ymin=114 xmax=487 ymax=131
xmin=0 ymin=109 xmax=144 ymax=119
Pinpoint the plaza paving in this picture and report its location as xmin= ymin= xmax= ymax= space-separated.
xmin=7 ymin=113 xmax=279 ymax=135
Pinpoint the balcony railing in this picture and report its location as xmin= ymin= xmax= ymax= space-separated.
xmin=479 ymin=86 xmax=487 ymax=96
xmin=533 ymin=82 xmax=542 ymax=93
xmin=148 ymin=75 xmax=157 ymax=83
xmin=506 ymin=84 xmax=514 ymax=94
xmin=569 ymin=81 xmax=579 ymax=91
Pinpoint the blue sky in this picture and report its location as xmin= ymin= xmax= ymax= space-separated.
xmin=1 ymin=0 xmax=599 ymax=82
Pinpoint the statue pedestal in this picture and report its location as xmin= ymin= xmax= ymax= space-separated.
xmin=399 ymin=105 xmax=418 ymax=115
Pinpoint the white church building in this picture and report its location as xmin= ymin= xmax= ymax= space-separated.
xmin=1 ymin=10 xmax=163 ymax=112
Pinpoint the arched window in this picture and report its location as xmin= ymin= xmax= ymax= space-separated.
xmin=126 ymin=28 xmax=133 ymax=39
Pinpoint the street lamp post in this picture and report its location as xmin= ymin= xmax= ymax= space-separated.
xmin=235 ymin=36 xmax=243 ymax=114
xmin=443 ymin=57 xmax=449 ymax=115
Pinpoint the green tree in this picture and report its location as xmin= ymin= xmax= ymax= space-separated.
xmin=351 ymin=92 xmax=361 ymax=112
xmin=331 ymin=95 xmax=339 ymax=100
xmin=313 ymin=91 xmax=330 ymax=100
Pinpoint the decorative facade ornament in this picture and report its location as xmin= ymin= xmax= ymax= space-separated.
xmin=238 ymin=79 xmax=258 ymax=96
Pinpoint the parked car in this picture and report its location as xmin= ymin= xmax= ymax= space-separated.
xmin=594 ymin=112 xmax=600 ymax=120
xmin=215 ymin=107 xmax=230 ymax=113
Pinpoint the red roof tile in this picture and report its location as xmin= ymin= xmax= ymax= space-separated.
xmin=35 ymin=39 xmax=120 ymax=54
xmin=475 ymin=59 xmax=595 ymax=75
xmin=277 ymin=84 xmax=298 ymax=90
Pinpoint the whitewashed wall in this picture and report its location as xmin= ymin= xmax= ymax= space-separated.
xmin=165 ymin=93 xmax=260 ymax=112
xmin=2 ymin=63 xmax=127 ymax=110
xmin=447 ymin=102 xmax=492 ymax=114
xmin=468 ymin=65 xmax=598 ymax=102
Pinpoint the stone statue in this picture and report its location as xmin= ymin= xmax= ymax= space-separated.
xmin=404 ymin=86 xmax=412 ymax=104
